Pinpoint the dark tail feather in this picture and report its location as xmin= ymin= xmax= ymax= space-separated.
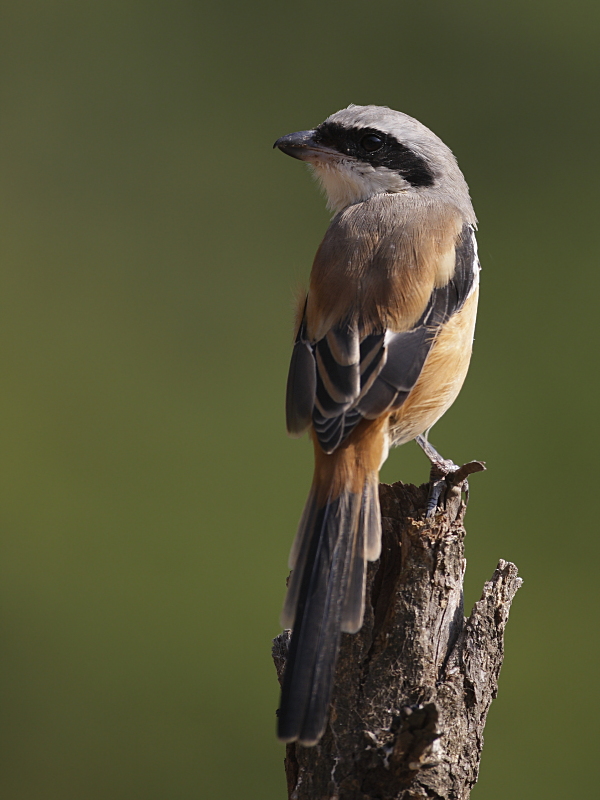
xmin=278 ymin=477 xmax=380 ymax=745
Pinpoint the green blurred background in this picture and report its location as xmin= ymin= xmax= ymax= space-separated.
xmin=0 ymin=1 xmax=597 ymax=798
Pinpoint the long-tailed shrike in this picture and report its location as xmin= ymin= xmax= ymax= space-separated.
xmin=273 ymin=105 xmax=480 ymax=746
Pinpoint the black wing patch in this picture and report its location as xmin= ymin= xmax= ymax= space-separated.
xmin=312 ymin=323 xmax=379 ymax=453
xmin=286 ymin=224 xmax=478 ymax=453
xmin=286 ymin=318 xmax=317 ymax=437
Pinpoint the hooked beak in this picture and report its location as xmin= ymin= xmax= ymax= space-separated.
xmin=273 ymin=129 xmax=338 ymax=163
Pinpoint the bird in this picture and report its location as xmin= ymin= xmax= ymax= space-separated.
xmin=273 ymin=105 xmax=480 ymax=746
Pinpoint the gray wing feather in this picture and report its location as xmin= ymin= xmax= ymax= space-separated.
xmin=286 ymin=339 xmax=316 ymax=436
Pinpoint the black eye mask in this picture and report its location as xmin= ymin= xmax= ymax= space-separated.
xmin=313 ymin=122 xmax=435 ymax=188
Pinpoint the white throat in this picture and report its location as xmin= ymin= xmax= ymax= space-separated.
xmin=310 ymin=160 xmax=409 ymax=213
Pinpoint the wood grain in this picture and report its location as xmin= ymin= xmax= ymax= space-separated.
xmin=273 ymin=479 xmax=521 ymax=800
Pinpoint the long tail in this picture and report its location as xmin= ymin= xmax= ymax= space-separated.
xmin=277 ymin=424 xmax=384 ymax=745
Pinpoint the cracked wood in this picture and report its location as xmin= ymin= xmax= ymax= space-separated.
xmin=273 ymin=479 xmax=522 ymax=800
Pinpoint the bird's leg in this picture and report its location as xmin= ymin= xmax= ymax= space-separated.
xmin=415 ymin=435 xmax=485 ymax=518
xmin=415 ymin=435 xmax=458 ymax=517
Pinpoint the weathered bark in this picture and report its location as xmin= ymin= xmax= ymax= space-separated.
xmin=273 ymin=479 xmax=522 ymax=800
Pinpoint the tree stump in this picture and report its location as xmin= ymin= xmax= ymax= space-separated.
xmin=273 ymin=479 xmax=522 ymax=800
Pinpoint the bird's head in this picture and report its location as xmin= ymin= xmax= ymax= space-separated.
xmin=274 ymin=104 xmax=472 ymax=216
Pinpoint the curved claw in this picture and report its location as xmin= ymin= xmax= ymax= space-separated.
xmin=426 ymin=478 xmax=448 ymax=517
xmin=415 ymin=436 xmax=486 ymax=518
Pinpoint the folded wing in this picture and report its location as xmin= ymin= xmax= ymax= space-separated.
xmin=286 ymin=223 xmax=479 ymax=454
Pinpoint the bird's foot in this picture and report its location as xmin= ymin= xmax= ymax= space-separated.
xmin=415 ymin=436 xmax=486 ymax=518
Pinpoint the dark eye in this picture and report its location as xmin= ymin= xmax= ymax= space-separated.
xmin=361 ymin=134 xmax=384 ymax=152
